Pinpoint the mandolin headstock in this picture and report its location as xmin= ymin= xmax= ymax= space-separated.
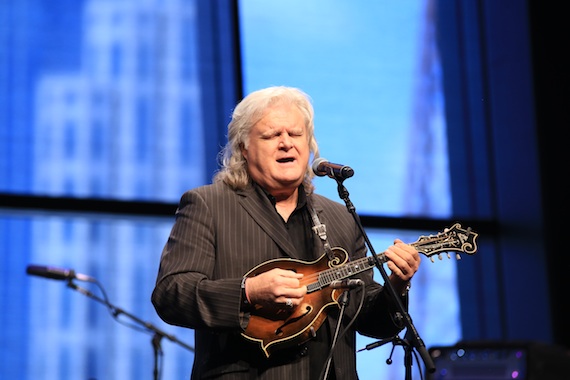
xmin=411 ymin=223 xmax=478 ymax=262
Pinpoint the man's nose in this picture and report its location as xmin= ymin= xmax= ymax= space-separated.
xmin=279 ymin=134 xmax=293 ymax=149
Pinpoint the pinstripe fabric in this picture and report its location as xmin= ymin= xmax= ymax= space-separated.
xmin=152 ymin=181 xmax=405 ymax=379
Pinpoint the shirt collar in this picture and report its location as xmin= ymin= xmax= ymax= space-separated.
xmin=253 ymin=182 xmax=307 ymax=210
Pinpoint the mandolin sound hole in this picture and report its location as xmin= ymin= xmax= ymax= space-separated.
xmin=274 ymin=305 xmax=313 ymax=336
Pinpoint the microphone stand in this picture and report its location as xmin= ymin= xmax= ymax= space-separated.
xmin=66 ymin=279 xmax=194 ymax=380
xmin=332 ymin=177 xmax=435 ymax=377
xmin=357 ymin=330 xmax=415 ymax=379
xmin=322 ymin=290 xmax=350 ymax=380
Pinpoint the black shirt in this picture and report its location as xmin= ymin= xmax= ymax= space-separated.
xmin=270 ymin=187 xmax=336 ymax=380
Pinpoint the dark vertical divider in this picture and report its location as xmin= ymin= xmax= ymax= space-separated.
xmin=196 ymin=0 xmax=242 ymax=183
xmin=527 ymin=0 xmax=570 ymax=349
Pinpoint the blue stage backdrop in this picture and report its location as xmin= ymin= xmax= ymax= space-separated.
xmin=0 ymin=0 xmax=457 ymax=379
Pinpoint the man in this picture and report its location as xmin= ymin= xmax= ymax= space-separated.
xmin=151 ymin=86 xmax=421 ymax=379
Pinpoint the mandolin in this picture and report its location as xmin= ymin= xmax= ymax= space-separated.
xmin=241 ymin=223 xmax=478 ymax=358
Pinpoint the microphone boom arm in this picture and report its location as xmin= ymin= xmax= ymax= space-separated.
xmin=65 ymin=279 xmax=194 ymax=353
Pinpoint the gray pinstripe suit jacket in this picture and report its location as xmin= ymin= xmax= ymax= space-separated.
xmin=152 ymin=181 xmax=405 ymax=379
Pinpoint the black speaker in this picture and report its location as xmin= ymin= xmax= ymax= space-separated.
xmin=427 ymin=341 xmax=570 ymax=380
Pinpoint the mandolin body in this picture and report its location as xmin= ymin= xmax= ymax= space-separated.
xmin=241 ymin=248 xmax=349 ymax=358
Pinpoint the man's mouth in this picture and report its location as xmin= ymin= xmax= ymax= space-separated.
xmin=277 ymin=158 xmax=295 ymax=163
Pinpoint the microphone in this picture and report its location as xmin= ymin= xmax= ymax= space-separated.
xmin=329 ymin=279 xmax=364 ymax=289
xmin=312 ymin=157 xmax=354 ymax=180
xmin=26 ymin=265 xmax=93 ymax=282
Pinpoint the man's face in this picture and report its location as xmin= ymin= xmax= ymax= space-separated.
xmin=242 ymin=102 xmax=310 ymax=197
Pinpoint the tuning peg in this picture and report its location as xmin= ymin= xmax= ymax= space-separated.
xmin=456 ymin=253 xmax=462 ymax=260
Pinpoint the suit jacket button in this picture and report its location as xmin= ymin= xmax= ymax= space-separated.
xmin=299 ymin=345 xmax=308 ymax=356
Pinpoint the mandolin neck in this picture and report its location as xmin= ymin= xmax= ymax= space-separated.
xmin=304 ymin=223 xmax=479 ymax=293
xmin=305 ymin=254 xmax=384 ymax=293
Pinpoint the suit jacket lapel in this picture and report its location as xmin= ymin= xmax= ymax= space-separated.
xmin=237 ymin=185 xmax=298 ymax=258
